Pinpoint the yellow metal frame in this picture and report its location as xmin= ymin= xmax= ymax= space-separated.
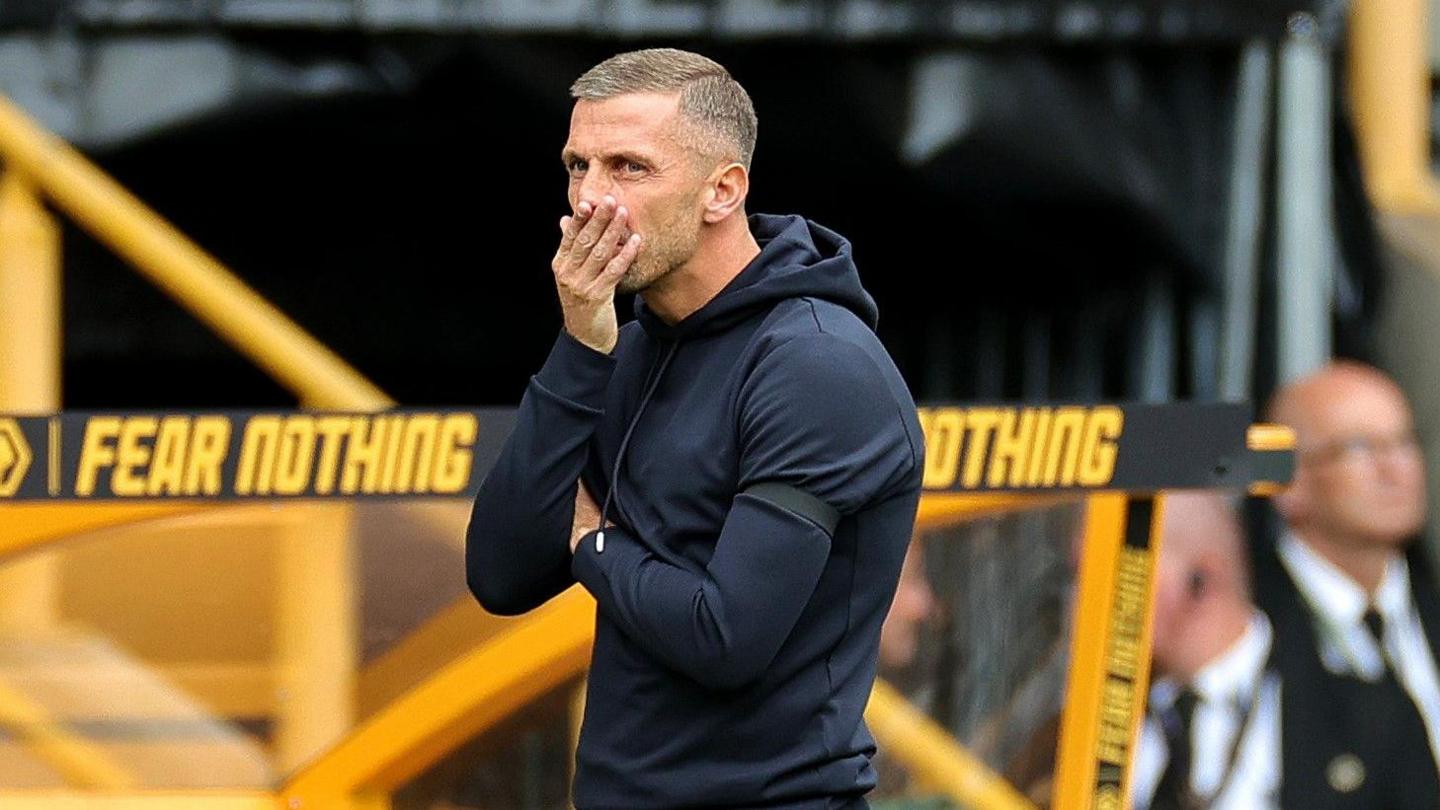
xmin=281 ymin=589 xmax=595 ymax=806
xmin=0 ymin=94 xmax=391 ymax=410
xmin=1349 ymin=0 xmax=1440 ymax=216
xmin=0 ymin=504 xmax=209 ymax=561
xmin=1051 ymin=494 xmax=1163 ymax=809
xmin=0 ymin=678 xmax=137 ymax=789
xmin=0 ymin=793 xmax=277 ymax=810
xmin=867 ymin=679 xmax=1035 ymax=809
xmin=0 ymin=88 xmax=393 ymax=797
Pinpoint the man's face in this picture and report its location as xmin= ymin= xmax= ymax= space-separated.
xmin=1290 ymin=377 xmax=1426 ymax=549
xmin=561 ymin=93 xmax=710 ymax=295
xmin=879 ymin=541 xmax=937 ymax=670
xmin=1149 ymin=561 xmax=1187 ymax=678
xmin=1148 ymin=493 xmax=1244 ymax=681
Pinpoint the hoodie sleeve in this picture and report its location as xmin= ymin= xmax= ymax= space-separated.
xmin=465 ymin=330 xmax=615 ymax=616
xmin=571 ymin=333 xmax=920 ymax=690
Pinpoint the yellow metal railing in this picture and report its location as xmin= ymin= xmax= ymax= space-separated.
xmin=868 ymin=680 xmax=1036 ymax=809
xmin=1052 ymin=493 xmax=1162 ymax=810
xmin=0 ymin=168 xmax=63 ymax=642
xmin=0 ymin=679 xmax=136 ymax=790
xmin=0 ymin=94 xmax=391 ymax=410
xmin=1349 ymin=0 xmax=1440 ymax=215
xmin=0 ymin=88 xmax=390 ymax=792
xmin=280 ymin=495 xmax=1066 ymax=810
xmin=0 ymin=794 xmax=278 ymax=810
xmin=281 ymin=589 xmax=596 ymax=806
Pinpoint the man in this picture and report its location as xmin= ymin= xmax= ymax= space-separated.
xmin=1136 ymin=490 xmax=1438 ymax=809
xmin=879 ymin=539 xmax=938 ymax=673
xmin=1265 ymin=361 xmax=1440 ymax=797
xmin=1134 ymin=491 xmax=1280 ymax=809
xmin=465 ymin=48 xmax=923 ymax=809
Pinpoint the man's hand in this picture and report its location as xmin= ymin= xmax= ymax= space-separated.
xmin=553 ymin=195 xmax=643 ymax=355
xmin=571 ymin=481 xmax=605 ymax=553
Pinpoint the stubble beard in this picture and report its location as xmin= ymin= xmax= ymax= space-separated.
xmin=616 ymin=215 xmax=699 ymax=296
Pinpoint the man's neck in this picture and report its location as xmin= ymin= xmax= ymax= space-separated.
xmin=642 ymin=218 xmax=760 ymax=325
xmin=1294 ymin=529 xmax=1393 ymax=597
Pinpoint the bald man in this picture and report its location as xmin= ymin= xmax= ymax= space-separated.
xmin=1270 ymin=362 xmax=1428 ymax=598
xmin=1264 ymin=361 xmax=1440 ymax=801
xmin=1137 ymin=490 xmax=1439 ymax=809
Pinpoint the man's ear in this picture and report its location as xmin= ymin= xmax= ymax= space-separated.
xmin=1273 ymin=476 xmax=1307 ymax=527
xmin=702 ymin=162 xmax=748 ymax=224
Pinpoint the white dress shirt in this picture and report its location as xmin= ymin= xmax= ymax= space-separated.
xmin=1279 ymin=533 xmax=1440 ymax=767
xmin=1132 ymin=611 xmax=1281 ymax=810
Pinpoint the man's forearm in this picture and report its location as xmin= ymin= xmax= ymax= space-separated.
xmin=570 ymin=492 xmax=832 ymax=690
xmin=465 ymin=330 xmax=615 ymax=615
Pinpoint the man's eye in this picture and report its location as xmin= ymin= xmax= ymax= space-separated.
xmin=1341 ymin=438 xmax=1373 ymax=458
xmin=568 ymin=160 xmax=587 ymax=174
xmin=623 ymin=161 xmax=646 ymax=173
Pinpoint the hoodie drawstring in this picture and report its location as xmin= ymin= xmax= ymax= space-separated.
xmin=595 ymin=341 xmax=680 ymax=552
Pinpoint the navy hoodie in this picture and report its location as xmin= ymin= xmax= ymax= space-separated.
xmin=466 ymin=213 xmax=924 ymax=809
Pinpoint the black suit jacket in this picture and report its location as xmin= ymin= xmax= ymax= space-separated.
xmin=1262 ymin=561 xmax=1440 ymax=808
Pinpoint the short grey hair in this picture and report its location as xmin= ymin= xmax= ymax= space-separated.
xmin=570 ymin=48 xmax=757 ymax=169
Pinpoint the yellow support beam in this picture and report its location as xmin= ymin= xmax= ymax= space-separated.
xmin=866 ymin=678 xmax=1036 ymax=809
xmin=915 ymin=493 xmax=1071 ymax=533
xmin=349 ymin=794 xmax=391 ymax=810
xmin=0 ymin=792 xmax=279 ymax=809
xmin=281 ymin=588 xmax=595 ymax=804
xmin=0 ymin=93 xmax=391 ymax=410
xmin=1052 ymin=494 xmax=1165 ymax=810
xmin=274 ymin=505 xmax=358 ymax=774
xmin=0 ymin=170 xmax=60 ymax=409
xmin=1349 ymin=0 xmax=1440 ymax=216
xmin=288 ymin=490 xmax=1077 ymax=807
xmin=0 ymin=503 xmax=209 ymax=562
xmin=356 ymin=596 xmax=511 ymax=718
xmin=1247 ymin=423 xmax=1296 ymax=497
xmin=0 ymin=171 xmax=63 ymax=637
xmin=0 ymin=677 xmax=136 ymax=789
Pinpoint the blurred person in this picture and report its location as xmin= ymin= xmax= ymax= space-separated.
xmin=465 ymin=48 xmax=923 ymax=810
xmin=879 ymin=537 xmax=939 ymax=672
xmin=871 ymin=537 xmax=949 ymax=810
xmin=1137 ymin=489 xmax=1438 ymax=809
xmin=1133 ymin=491 xmax=1279 ymax=809
xmin=1268 ymin=362 xmax=1440 ymax=782
xmin=876 ymin=510 xmax=1082 ymax=809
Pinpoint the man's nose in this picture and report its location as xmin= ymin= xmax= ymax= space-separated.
xmin=1377 ymin=450 xmax=1417 ymax=485
xmin=577 ymin=173 xmax=617 ymax=211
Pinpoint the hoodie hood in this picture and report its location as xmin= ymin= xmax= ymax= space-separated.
xmin=634 ymin=213 xmax=878 ymax=341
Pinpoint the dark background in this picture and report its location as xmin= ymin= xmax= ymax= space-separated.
xmin=61 ymin=35 xmax=1305 ymax=409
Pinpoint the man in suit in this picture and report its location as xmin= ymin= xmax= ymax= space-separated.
xmin=1134 ymin=491 xmax=1280 ymax=809
xmin=1268 ymin=363 xmax=1440 ymax=769
xmin=1136 ymin=489 xmax=1439 ymax=809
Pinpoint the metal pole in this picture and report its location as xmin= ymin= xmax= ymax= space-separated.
xmin=274 ymin=504 xmax=358 ymax=774
xmin=1219 ymin=41 xmax=1274 ymax=401
xmin=1135 ymin=276 xmax=1175 ymax=402
xmin=1053 ymin=494 xmax=1165 ymax=810
xmin=1275 ymin=14 xmax=1335 ymax=383
xmin=0 ymin=171 xmax=62 ymax=638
